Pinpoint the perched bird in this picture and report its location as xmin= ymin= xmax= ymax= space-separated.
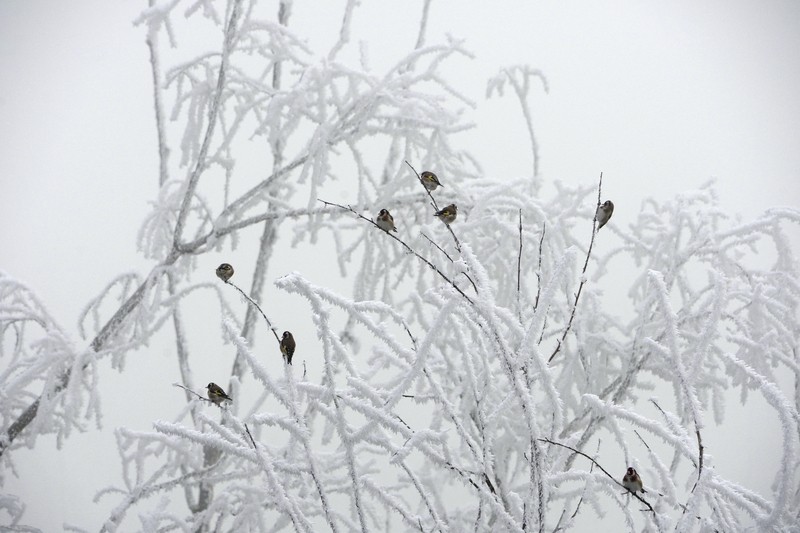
xmin=596 ymin=200 xmax=614 ymax=230
xmin=280 ymin=331 xmax=296 ymax=365
xmin=622 ymin=467 xmax=646 ymax=494
xmin=216 ymin=263 xmax=234 ymax=283
xmin=434 ymin=204 xmax=458 ymax=225
xmin=206 ymin=382 xmax=233 ymax=405
xmin=376 ymin=209 xmax=398 ymax=233
xmin=420 ymin=170 xmax=443 ymax=192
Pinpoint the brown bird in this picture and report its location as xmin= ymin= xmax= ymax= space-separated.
xmin=206 ymin=382 xmax=233 ymax=405
xmin=622 ymin=467 xmax=646 ymax=494
xmin=376 ymin=209 xmax=397 ymax=233
xmin=434 ymin=204 xmax=458 ymax=225
xmin=420 ymin=170 xmax=443 ymax=192
xmin=596 ymin=200 xmax=614 ymax=230
xmin=216 ymin=263 xmax=234 ymax=283
xmin=280 ymin=331 xmax=296 ymax=365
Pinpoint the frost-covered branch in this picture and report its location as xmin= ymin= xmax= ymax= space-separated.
xmin=547 ymin=172 xmax=604 ymax=364
xmin=3 ymin=0 xmax=799 ymax=530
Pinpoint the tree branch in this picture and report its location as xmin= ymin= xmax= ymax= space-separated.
xmin=317 ymin=199 xmax=474 ymax=304
xmin=547 ymin=172 xmax=603 ymax=364
xmin=173 ymin=0 xmax=244 ymax=252
xmin=537 ymin=438 xmax=655 ymax=514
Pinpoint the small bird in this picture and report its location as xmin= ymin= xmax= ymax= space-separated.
xmin=420 ymin=171 xmax=443 ymax=192
xmin=434 ymin=204 xmax=458 ymax=224
xmin=206 ymin=382 xmax=233 ymax=405
xmin=376 ymin=209 xmax=397 ymax=233
xmin=622 ymin=467 xmax=646 ymax=494
xmin=596 ymin=200 xmax=614 ymax=230
xmin=280 ymin=331 xmax=296 ymax=365
xmin=216 ymin=263 xmax=234 ymax=283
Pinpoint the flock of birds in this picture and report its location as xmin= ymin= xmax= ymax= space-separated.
xmin=376 ymin=171 xmax=614 ymax=233
xmin=201 ymin=169 xmax=637 ymax=495
xmin=376 ymin=170 xmax=457 ymax=233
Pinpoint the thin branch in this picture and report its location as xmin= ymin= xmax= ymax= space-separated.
xmin=145 ymin=9 xmax=169 ymax=187
xmin=405 ymin=160 xmax=463 ymax=253
xmin=317 ymin=199 xmax=474 ymax=304
xmin=533 ymin=222 xmax=545 ymax=312
xmin=421 ymin=232 xmax=478 ymax=294
xmin=547 ymin=172 xmax=603 ymax=364
xmin=649 ymin=401 xmax=709 ymax=525
xmin=168 ymin=274 xmax=197 ymax=414
xmin=223 ymin=280 xmax=281 ymax=344
xmin=499 ymin=67 xmax=548 ymax=179
xmin=421 ymin=231 xmax=453 ymax=263
xmin=568 ymin=439 xmax=601 ymax=522
xmin=517 ymin=209 xmax=523 ymax=321
xmin=537 ymin=438 xmax=655 ymax=514
xmin=172 ymin=383 xmax=215 ymax=405
xmin=636 ymin=413 xmax=712 ymax=527
xmin=414 ymin=0 xmax=432 ymax=48
xmin=230 ymin=218 xmax=279 ymax=381
xmin=692 ymin=427 xmax=705 ymax=494
xmin=244 ymin=422 xmax=258 ymax=449
xmin=173 ymin=0 xmax=244 ymax=252
xmin=550 ymin=438 xmax=600 ymax=533
xmin=633 ymin=429 xmax=651 ymax=451
xmin=229 ymin=0 xmax=288 ymax=383
xmin=405 ymin=160 xmax=440 ymax=212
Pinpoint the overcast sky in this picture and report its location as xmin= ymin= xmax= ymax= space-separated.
xmin=1 ymin=0 xmax=799 ymax=530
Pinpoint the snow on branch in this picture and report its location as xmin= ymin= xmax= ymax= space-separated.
xmin=3 ymin=1 xmax=799 ymax=531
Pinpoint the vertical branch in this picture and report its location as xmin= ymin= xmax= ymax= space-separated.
xmin=647 ymin=271 xmax=709 ymax=525
xmin=167 ymin=274 xmax=195 ymax=412
xmin=145 ymin=4 xmax=169 ymax=187
xmin=173 ymin=0 xmax=244 ymax=251
xmin=547 ymin=172 xmax=603 ymax=364
xmin=271 ymin=0 xmax=290 ymax=172
xmin=533 ymin=222 xmax=546 ymax=312
xmin=517 ymin=209 xmax=523 ymax=322
xmin=533 ymin=220 xmax=547 ymax=347
xmin=151 ymin=12 xmax=209 ymax=507
xmin=229 ymin=0 xmax=289 ymax=382
xmin=491 ymin=67 xmax=549 ymax=179
xmin=280 ymin=365 xmax=341 ymax=533
xmin=415 ymin=0 xmax=433 ymax=48
xmin=530 ymin=438 xmax=545 ymax=533
xmin=312 ymin=303 xmax=368 ymax=532
xmin=328 ymin=0 xmax=358 ymax=60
